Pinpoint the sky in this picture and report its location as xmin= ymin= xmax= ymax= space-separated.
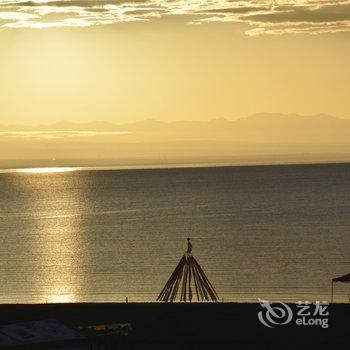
xmin=1 ymin=0 xmax=350 ymax=125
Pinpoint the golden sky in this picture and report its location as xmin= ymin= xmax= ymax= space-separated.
xmin=1 ymin=1 xmax=350 ymax=124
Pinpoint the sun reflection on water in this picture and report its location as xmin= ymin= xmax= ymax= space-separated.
xmin=9 ymin=169 xmax=88 ymax=303
xmin=46 ymin=294 xmax=74 ymax=304
xmin=18 ymin=167 xmax=76 ymax=174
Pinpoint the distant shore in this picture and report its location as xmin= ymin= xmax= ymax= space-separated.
xmin=0 ymin=302 xmax=348 ymax=349
xmin=1 ymin=156 xmax=350 ymax=173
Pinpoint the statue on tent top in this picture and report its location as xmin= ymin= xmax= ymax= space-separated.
xmin=157 ymin=238 xmax=219 ymax=302
xmin=187 ymin=237 xmax=192 ymax=254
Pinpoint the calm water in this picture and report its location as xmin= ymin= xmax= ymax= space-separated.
xmin=0 ymin=163 xmax=349 ymax=303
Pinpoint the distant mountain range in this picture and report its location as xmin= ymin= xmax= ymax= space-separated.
xmin=1 ymin=113 xmax=350 ymax=144
xmin=1 ymin=113 xmax=350 ymax=167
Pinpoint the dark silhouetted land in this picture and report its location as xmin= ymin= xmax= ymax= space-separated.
xmin=0 ymin=302 xmax=348 ymax=349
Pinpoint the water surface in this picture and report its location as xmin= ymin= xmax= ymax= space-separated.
xmin=0 ymin=163 xmax=349 ymax=303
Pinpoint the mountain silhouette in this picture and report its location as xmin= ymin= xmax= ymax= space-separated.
xmin=1 ymin=113 xmax=350 ymax=144
xmin=1 ymin=114 xmax=350 ymax=167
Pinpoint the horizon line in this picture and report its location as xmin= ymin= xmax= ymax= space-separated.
xmin=1 ymin=159 xmax=350 ymax=175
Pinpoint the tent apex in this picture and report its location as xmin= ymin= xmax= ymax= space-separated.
xmin=187 ymin=237 xmax=192 ymax=254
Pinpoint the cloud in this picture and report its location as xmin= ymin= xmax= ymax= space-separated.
xmin=0 ymin=0 xmax=350 ymax=35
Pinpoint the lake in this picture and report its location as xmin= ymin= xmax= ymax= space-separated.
xmin=0 ymin=163 xmax=349 ymax=303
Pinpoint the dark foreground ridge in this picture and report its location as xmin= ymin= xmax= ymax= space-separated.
xmin=0 ymin=302 xmax=348 ymax=349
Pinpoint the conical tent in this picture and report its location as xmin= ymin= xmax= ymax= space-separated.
xmin=157 ymin=238 xmax=219 ymax=302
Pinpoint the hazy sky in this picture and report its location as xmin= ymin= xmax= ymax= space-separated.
xmin=1 ymin=1 xmax=350 ymax=124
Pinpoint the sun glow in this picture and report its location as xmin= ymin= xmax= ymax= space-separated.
xmin=18 ymin=167 xmax=76 ymax=174
xmin=46 ymin=294 xmax=74 ymax=304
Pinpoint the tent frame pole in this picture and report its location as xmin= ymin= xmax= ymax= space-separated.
xmin=157 ymin=239 xmax=218 ymax=302
xmin=331 ymin=280 xmax=334 ymax=303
